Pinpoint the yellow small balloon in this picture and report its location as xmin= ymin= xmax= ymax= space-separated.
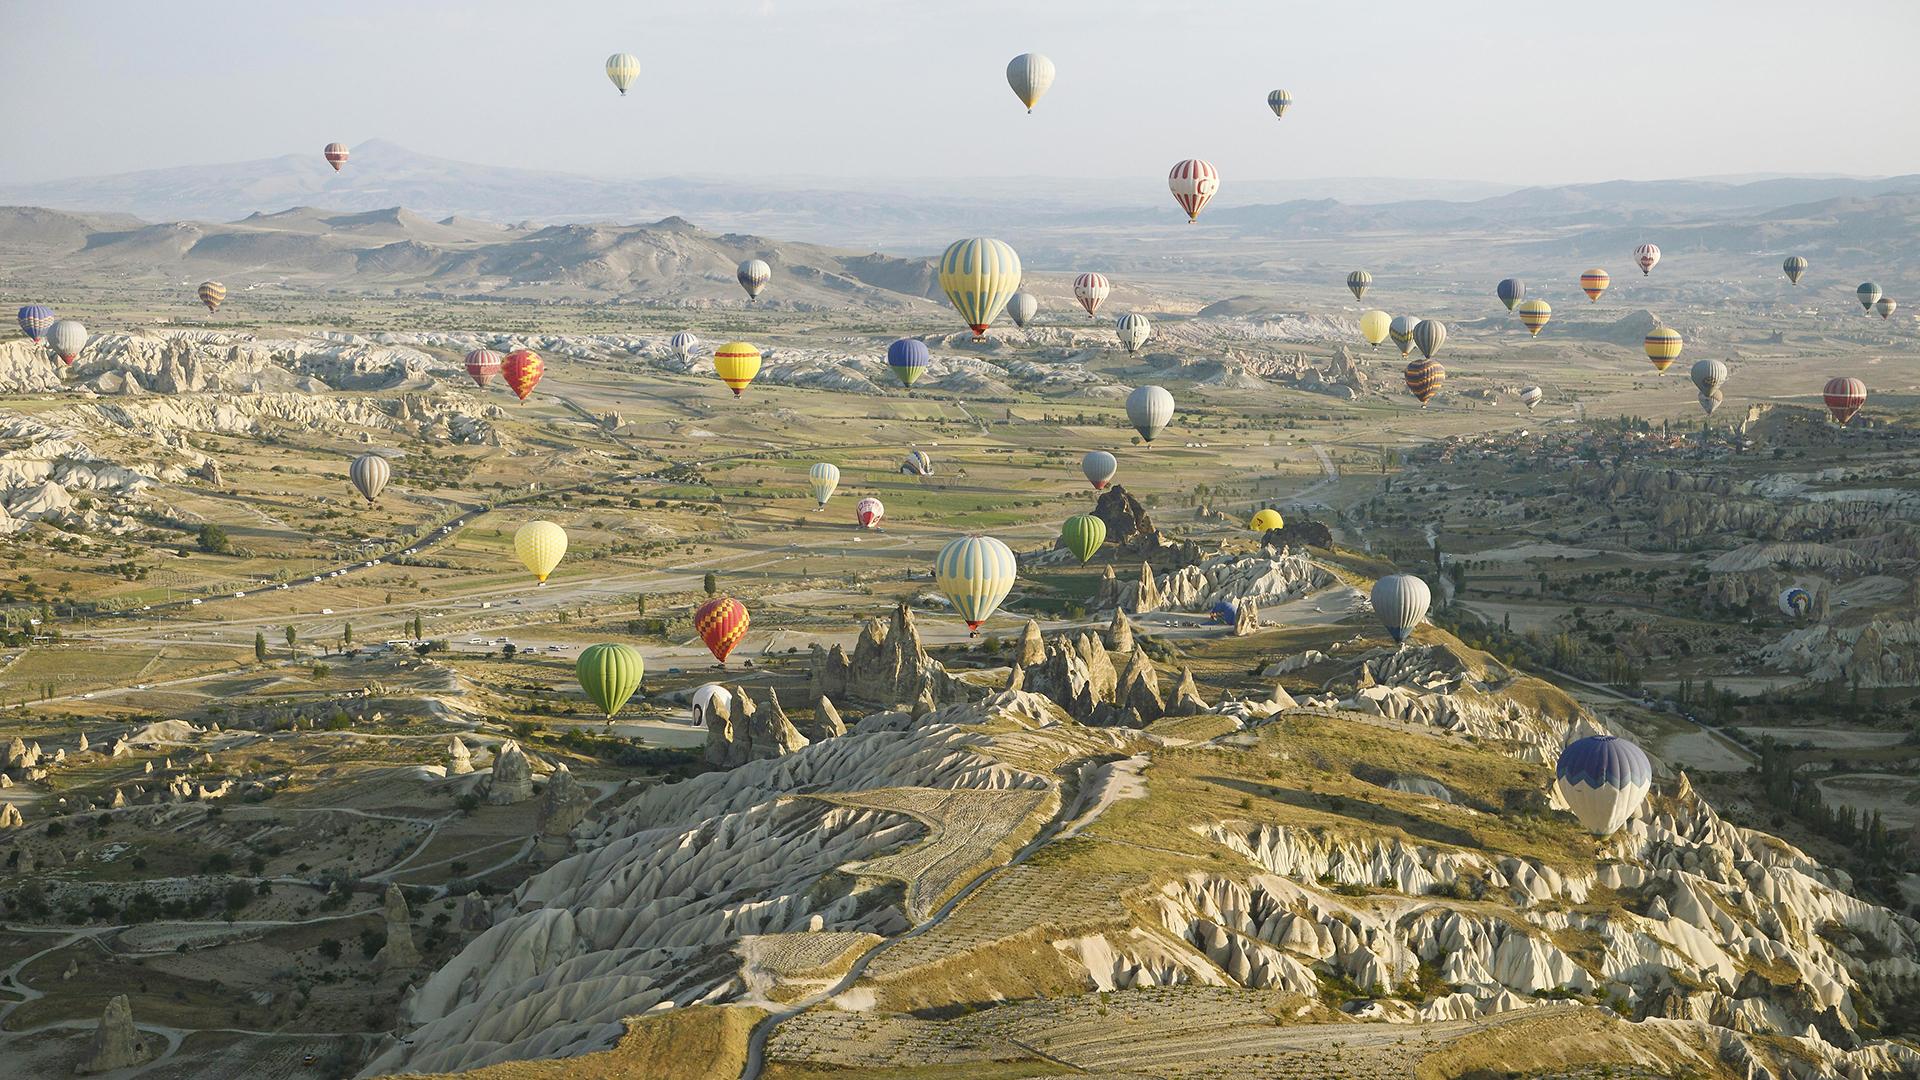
xmin=713 ymin=341 xmax=762 ymax=397
xmin=514 ymin=520 xmax=568 ymax=583
xmin=1249 ymin=509 xmax=1284 ymax=532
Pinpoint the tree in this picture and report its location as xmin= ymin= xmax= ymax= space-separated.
xmin=342 ymin=622 xmax=353 ymax=648
xmin=254 ymin=631 xmax=267 ymax=663
xmin=317 ymin=937 xmax=343 ymax=961
xmin=197 ymin=523 xmax=233 ymax=555
xmin=501 ymin=643 xmax=517 ymax=659
xmin=283 ymin=625 xmax=297 ymax=658
xmin=635 ymin=594 xmax=646 ymax=616
xmin=703 ymin=572 xmax=717 ymax=596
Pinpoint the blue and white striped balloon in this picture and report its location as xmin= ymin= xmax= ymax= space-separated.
xmin=1554 ymin=735 xmax=1653 ymax=836
xmin=670 ymin=331 xmax=699 ymax=359
xmin=17 ymin=305 xmax=54 ymax=343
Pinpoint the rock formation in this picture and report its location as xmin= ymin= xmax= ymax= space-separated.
xmin=1166 ymin=667 xmax=1210 ymax=717
xmin=0 ymin=803 xmax=21 ymax=829
xmin=1091 ymin=485 xmax=1159 ymax=550
xmin=78 ymin=994 xmax=153 ymax=1074
xmin=1263 ymin=517 xmax=1334 ymax=549
xmin=808 ymin=603 xmax=976 ymax=707
xmin=447 ymin=736 xmax=473 ymax=775
xmin=704 ymin=685 xmax=810 ymax=768
xmin=374 ymin=884 xmax=419 ymax=973
xmin=1116 ymin=647 xmax=1164 ymax=722
xmin=485 ymin=741 xmax=534 ymax=805
xmin=795 ymin=695 xmax=846 ymax=743
xmin=1106 ymin=609 xmax=1134 ymax=653
xmin=1232 ymin=599 xmax=1259 ymax=636
xmin=533 ymin=765 xmax=592 ymax=856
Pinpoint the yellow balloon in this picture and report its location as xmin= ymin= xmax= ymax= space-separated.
xmin=1249 ymin=509 xmax=1284 ymax=532
xmin=713 ymin=341 xmax=762 ymax=396
xmin=1358 ymin=309 xmax=1391 ymax=347
xmin=514 ymin=520 xmax=568 ymax=583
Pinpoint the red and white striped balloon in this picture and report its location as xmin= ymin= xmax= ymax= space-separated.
xmin=1168 ymin=159 xmax=1219 ymax=223
xmin=1823 ymin=377 xmax=1866 ymax=425
xmin=1072 ymin=272 xmax=1110 ymax=318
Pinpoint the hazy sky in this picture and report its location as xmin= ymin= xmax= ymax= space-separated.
xmin=10 ymin=0 xmax=1920 ymax=188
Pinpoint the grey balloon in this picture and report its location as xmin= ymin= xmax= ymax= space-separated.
xmin=1115 ymin=312 xmax=1152 ymax=354
xmin=1518 ymin=385 xmax=1544 ymax=411
xmin=1698 ymin=390 xmax=1723 ymax=416
xmin=1690 ymin=358 xmax=1728 ymax=397
xmin=1081 ymin=450 xmax=1117 ymax=488
xmin=1008 ymin=291 xmax=1039 ymax=329
xmin=1413 ymin=319 xmax=1447 ymax=360
xmin=46 ymin=318 xmax=87 ymax=360
xmin=350 ymin=453 xmax=392 ymax=505
xmin=1126 ymin=385 xmax=1174 ymax=443
xmin=1370 ymin=574 xmax=1431 ymax=645
xmin=737 ymin=259 xmax=770 ymax=301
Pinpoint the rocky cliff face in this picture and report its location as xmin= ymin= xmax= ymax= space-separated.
xmin=1095 ymin=549 xmax=1335 ymax=616
xmin=1760 ymin=615 xmax=1920 ymax=687
xmin=808 ymin=604 xmax=978 ymax=708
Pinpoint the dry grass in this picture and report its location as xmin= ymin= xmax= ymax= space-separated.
xmin=391 ymin=1005 xmax=764 ymax=1080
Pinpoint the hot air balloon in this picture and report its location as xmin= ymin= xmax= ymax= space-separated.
xmin=808 ymin=462 xmax=839 ymax=508
xmin=1690 ymin=357 xmax=1728 ymax=398
xmin=1516 ymin=299 xmax=1551 ymax=337
xmin=1061 ymin=514 xmax=1105 ymax=563
xmin=1823 ymin=376 xmax=1866 ymax=425
xmin=1006 ymin=52 xmax=1055 ymax=112
xmin=1554 ymin=734 xmax=1652 ymax=836
xmin=938 ymin=237 xmax=1022 ymax=340
xmin=1371 ymin=574 xmax=1430 ymax=645
xmin=670 ymin=331 xmax=699 ymax=359
xmin=934 ymin=535 xmax=1016 ymax=634
xmin=1634 ymin=244 xmax=1660 ymax=275
xmin=16 ymin=305 xmax=53 ymax=343
xmin=1857 ymin=282 xmax=1881 ymax=312
xmin=1248 ymin=509 xmax=1284 ymax=533
xmin=901 ymin=449 xmax=933 ymax=477
xmin=1115 ymin=313 xmax=1152 ymax=354
xmin=1359 ymin=309 xmax=1391 ymax=348
xmin=695 ymin=596 xmax=749 ymax=663
xmin=1126 ymin=385 xmax=1173 ymax=443
xmin=1782 ymin=256 xmax=1808 ymax=284
xmin=737 ymin=259 xmax=770 ymax=301
xmin=349 ymin=453 xmax=390 ymax=506
xmin=691 ymin=683 xmax=732 ymax=725
xmin=464 ymin=349 xmax=502 ymax=388
xmin=1875 ymin=297 xmax=1898 ymax=319
xmin=1580 ymin=268 xmax=1611 ymax=301
xmin=855 ymin=497 xmax=885 ymax=529
xmin=1388 ymin=315 xmax=1418 ymax=356
xmin=1643 ymin=327 xmax=1682 ymax=373
xmin=197 ymin=281 xmax=226 ymax=313
xmin=323 ymin=143 xmax=349 ymax=171
xmin=1168 ymin=159 xmax=1219 ymax=223
xmin=514 ymin=521 xmax=568 ymax=583
xmin=1496 ymin=278 xmax=1525 ymax=311
xmin=502 ymin=349 xmax=544 ymax=400
xmin=1346 ymin=270 xmax=1372 ymax=301
xmin=1267 ymin=89 xmax=1292 ymax=119
xmin=47 ymin=320 xmax=86 ymax=366
xmin=1779 ymin=587 xmax=1812 ymax=619
xmin=1073 ymin=272 xmax=1111 ymax=318
xmin=887 ymin=338 xmax=929 ymax=387
xmin=605 ymin=52 xmax=640 ymax=95
xmin=713 ymin=341 xmax=762 ymax=397
xmin=1008 ymin=291 xmax=1038 ymax=329
xmin=1519 ymin=385 xmax=1544 ymax=411
xmin=1210 ymin=601 xmax=1238 ymax=625
xmin=1412 ymin=319 xmax=1446 ymax=360
xmin=1403 ymin=358 xmax=1445 ymax=406
xmin=576 ymin=643 xmax=644 ymax=718
xmin=1698 ymin=390 xmax=1723 ymax=416
xmin=1081 ymin=450 xmax=1117 ymax=489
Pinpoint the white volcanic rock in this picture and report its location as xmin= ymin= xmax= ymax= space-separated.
xmin=485 ymin=740 xmax=535 ymax=804
xmin=1156 ymin=549 xmax=1335 ymax=613
xmin=78 ymin=994 xmax=154 ymax=1073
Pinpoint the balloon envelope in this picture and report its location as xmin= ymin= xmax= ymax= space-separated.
xmin=464 ymin=349 xmax=502 ymax=388
xmin=1006 ymin=52 xmax=1055 ymax=112
xmin=1388 ymin=315 xmax=1418 ymax=355
xmin=1359 ymin=309 xmax=1391 ymax=347
xmin=1061 ymin=514 xmax=1106 ymax=563
xmin=1126 ymin=385 xmax=1174 ymax=442
xmin=670 ymin=331 xmax=699 ymax=359
xmin=1412 ymin=320 xmax=1446 ymax=360
xmin=1519 ymin=385 xmax=1544 ymax=411
xmin=808 ymin=462 xmax=840 ymax=507
xmin=886 ymin=338 xmax=929 ymax=387
xmin=1168 ymin=159 xmax=1219 ymax=222
xmin=691 ymin=683 xmax=732 ymax=725
xmin=1782 ymin=256 xmax=1808 ymax=284
xmin=1690 ymin=358 xmax=1728 ymax=397
xmin=16 ymin=305 xmax=53 ymax=343
xmin=1496 ymin=278 xmax=1525 ymax=311
xmin=939 ymin=238 xmax=1022 ymax=339
xmin=349 ymin=453 xmax=390 ymax=505
xmin=1008 ymin=291 xmax=1039 ymax=329
xmin=576 ymin=643 xmax=644 ymax=717
xmin=1073 ymin=272 xmax=1111 ymax=317
xmin=1516 ymin=299 xmax=1551 ymax=336
xmin=1643 ymin=328 xmax=1682 ymax=372
xmin=1634 ymin=243 xmax=1660 ymax=274
xmin=323 ymin=143 xmax=349 ymax=171
xmin=1857 ymin=282 xmax=1881 ymax=311
xmin=197 ymin=281 xmax=226 ymax=313
xmin=605 ymin=52 xmax=640 ymax=95
xmin=1779 ymin=587 xmax=1812 ymax=618
xmin=1823 ymin=376 xmax=1866 ymax=425
xmin=713 ymin=341 xmax=762 ymax=397
xmin=1580 ymin=268 xmax=1610 ymax=301
xmin=695 ymin=596 xmax=749 ymax=663
xmin=1210 ymin=601 xmax=1238 ymax=624
xmin=1346 ymin=270 xmax=1371 ymax=300
xmin=47 ymin=319 xmax=87 ymax=364
xmin=901 ymin=450 xmax=933 ymax=477
xmin=855 ymin=497 xmax=885 ymax=529
xmin=934 ymin=535 xmax=1017 ymax=633
xmin=1115 ymin=313 xmax=1151 ymax=353
xmin=1874 ymin=297 xmax=1897 ymax=319
xmin=1555 ymin=735 xmax=1652 ymax=836
xmin=502 ymin=350 xmax=544 ymax=400
xmin=1267 ymin=89 xmax=1292 ymax=118
xmin=1248 ymin=509 xmax=1284 ymax=533
xmin=1081 ymin=450 xmax=1117 ymax=489
xmin=1371 ymin=574 xmax=1430 ymax=644
xmin=514 ymin=521 xmax=568 ymax=582
xmin=1404 ymin=358 xmax=1445 ymax=405
xmin=737 ymin=259 xmax=770 ymax=301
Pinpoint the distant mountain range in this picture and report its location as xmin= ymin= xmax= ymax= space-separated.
xmin=9 ymin=140 xmax=1920 ymax=257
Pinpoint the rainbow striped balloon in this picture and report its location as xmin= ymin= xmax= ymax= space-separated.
xmin=1580 ymin=268 xmax=1610 ymax=301
xmin=1643 ymin=327 xmax=1682 ymax=372
xmin=1516 ymin=299 xmax=1551 ymax=337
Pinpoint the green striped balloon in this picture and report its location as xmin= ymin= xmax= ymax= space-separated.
xmin=934 ymin=535 xmax=1017 ymax=634
xmin=576 ymin=643 xmax=644 ymax=718
xmin=937 ymin=238 xmax=1022 ymax=339
xmin=1061 ymin=514 xmax=1107 ymax=564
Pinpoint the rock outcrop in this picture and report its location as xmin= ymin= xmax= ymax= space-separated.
xmin=486 ymin=741 xmax=535 ymax=805
xmin=78 ymin=994 xmax=154 ymax=1074
xmin=533 ymin=765 xmax=592 ymax=856
xmin=808 ymin=603 xmax=976 ymax=708
xmin=795 ymin=695 xmax=846 ymax=743
xmin=374 ymin=884 xmax=419 ymax=973
xmin=447 ymin=736 xmax=474 ymax=776
xmin=704 ymin=685 xmax=810 ymax=768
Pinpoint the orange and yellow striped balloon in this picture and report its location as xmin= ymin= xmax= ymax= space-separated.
xmin=1580 ymin=268 xmax=1610 ymax=301
xmin=1516 ymin=299 xmax=1551 ymax=337
xmin=197 ymin=281 xmax=226 ymax=313
xmin=713 ymin=341 xmax=762 ymax=397
xmin=1643 ymin=327 xmax=1682 ymax=373
xmin=1403 ymin=358 xmax=1446 ymax=405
